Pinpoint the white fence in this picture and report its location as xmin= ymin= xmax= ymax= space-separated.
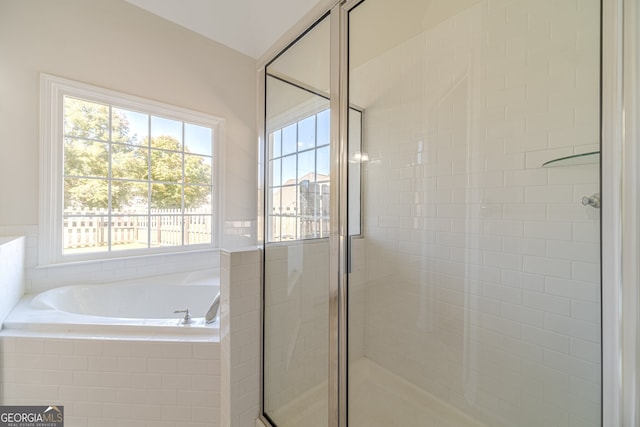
xmin=63 ymin=208 xmax=212 ymax=249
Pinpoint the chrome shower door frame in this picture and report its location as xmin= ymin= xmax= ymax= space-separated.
xmin=257 ymin=0 xmax=636 ymax=425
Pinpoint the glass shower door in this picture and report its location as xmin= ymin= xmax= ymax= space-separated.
xmin=347 ymin=0 xmax=602 ymax=426
xmin=262 ymin=14 xmax=331 ymax=427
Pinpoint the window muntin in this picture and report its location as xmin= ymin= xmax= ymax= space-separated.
xmin=266 ymin=106 xmax=363 ymax=242
xmin=62 ymin=96 xmax=214 ymax=254
xmin=268 ymin=109 xmax=331 ymax=242
xmin=41 ymin=74 xmax=222 ymax=264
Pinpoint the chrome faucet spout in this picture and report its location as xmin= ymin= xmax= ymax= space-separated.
xmin=206 ymin=292 xmax=220 ymax=324
xmin=174 ymin=308 xmax=193 ymax=324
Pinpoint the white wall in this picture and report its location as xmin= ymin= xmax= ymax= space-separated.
xmin=350 ymin=0 xmax=601 ymax=426
xmin=0 ymin=0 xmax=257 ymax=289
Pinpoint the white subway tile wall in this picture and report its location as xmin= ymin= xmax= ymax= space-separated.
xmin=0 ymin=239 xmax=266 ymax=427
xmin=350 ymin=0 xmax=600 ymax=426
xmin=0 ymin=337 xmax=220 ymax=427
xmin=263 ymin=240 xmax=330 ymax=419
xmin=220 ymin=248 xmax=261 ymax=427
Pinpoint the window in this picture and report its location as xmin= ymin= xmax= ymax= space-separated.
xmin=267 ymin=106 xmax=363 ymax=242
xmin=40 ymin=74 xmax=222 ymax=264
xmin=268 ymin=109 xmax=330 ymax=241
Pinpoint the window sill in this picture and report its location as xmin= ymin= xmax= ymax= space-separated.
xmin=37 ymin=247 xmax=219 ymax=269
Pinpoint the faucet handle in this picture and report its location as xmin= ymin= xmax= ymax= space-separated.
xmin=174 ymin=309 xmax=192 ymax=324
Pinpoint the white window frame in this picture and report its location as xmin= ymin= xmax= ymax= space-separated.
xmin=39 ymin=74 xmax=224 ymax=265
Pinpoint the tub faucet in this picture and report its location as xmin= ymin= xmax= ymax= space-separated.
xmin=174 ymin=309 xmax=193 ymax=324
xmin=205 ymin=292 xmax=220 ymax=324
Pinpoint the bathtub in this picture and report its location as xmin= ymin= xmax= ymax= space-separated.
xmin=1 ymin=271 xmax=219 ymax=341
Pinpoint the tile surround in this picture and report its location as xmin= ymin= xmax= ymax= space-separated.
xmin=0 ymin=246 xmax=262 ymax=427
xmin=0 ymin=337 xmax=220 ymax=427
xmin=221 ymin=248 xmax=261 ymax=427
xmin=349 ymin=0 xmax=601 ymax=425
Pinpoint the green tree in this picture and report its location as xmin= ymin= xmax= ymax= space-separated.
xmin=64 ymin=98 xmax=140 ymax=210
xmin=63 ymin=98 xmax=212 ymax=211
xmin=147 ymin=135 xmax=211 ymax=209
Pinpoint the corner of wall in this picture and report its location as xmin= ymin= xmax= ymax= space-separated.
xmin=220 ymin=247 xmax=262 ymax=427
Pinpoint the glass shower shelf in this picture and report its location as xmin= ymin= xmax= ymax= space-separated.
xmin=541 ymin=151 xmax=600 ymax=167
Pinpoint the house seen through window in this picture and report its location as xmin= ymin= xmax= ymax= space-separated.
xmin=266 ymin=105 xmax=363 ymax=242
xmin=268 ymin=109 xmax=330 ymax=241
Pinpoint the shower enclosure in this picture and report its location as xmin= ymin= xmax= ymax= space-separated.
xmin=261 ymin=0 xmax=610 ymax=425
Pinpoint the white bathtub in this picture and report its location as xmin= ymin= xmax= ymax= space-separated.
xmin=1 ymin=271 xmax=219 ymax=341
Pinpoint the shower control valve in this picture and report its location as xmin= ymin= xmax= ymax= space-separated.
xmin=581 ymin=193 xmax=600 ymax=209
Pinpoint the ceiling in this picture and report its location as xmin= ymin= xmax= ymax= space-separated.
xmin=125 ymin=0 xmax=323 ymax=59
